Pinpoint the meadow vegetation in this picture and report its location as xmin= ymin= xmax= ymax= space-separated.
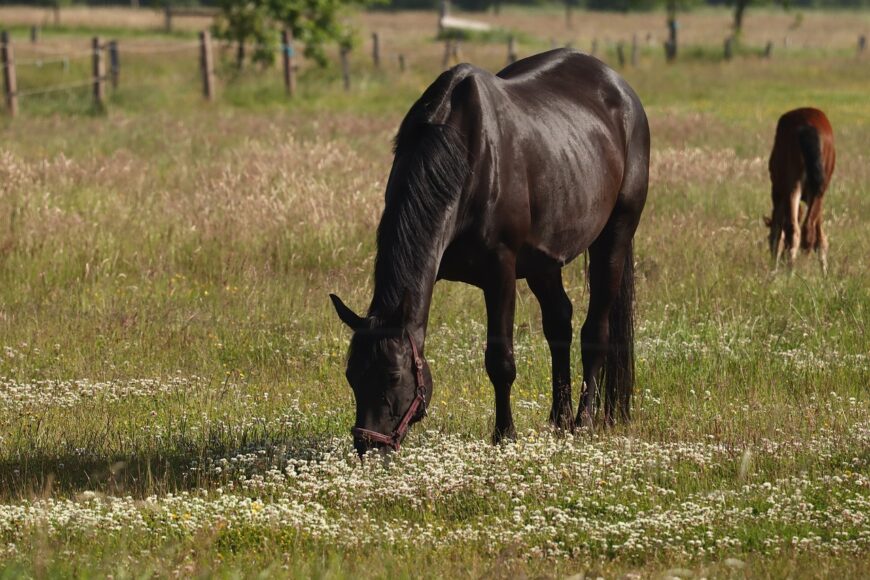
xmin=0 ymin=5 xmax=868 ymax=578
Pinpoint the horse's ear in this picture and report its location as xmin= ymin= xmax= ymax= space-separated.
xmin=330 ymin=294 xmax=365 ymax=331
xmin=763 ymin=215 xmax=772 ymax=227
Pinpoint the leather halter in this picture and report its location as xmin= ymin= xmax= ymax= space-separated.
xmin=351 ymin=333 xmax=426 ymax=452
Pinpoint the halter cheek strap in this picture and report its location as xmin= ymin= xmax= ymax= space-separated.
xmin=351 ymin=333 xmax=426 ymax=451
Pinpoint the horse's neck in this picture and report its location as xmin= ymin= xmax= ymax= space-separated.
xmin=369 ymin=214 xmax=455 ymax=350
xmin=370 ymin=265 xmax=437 ymax=347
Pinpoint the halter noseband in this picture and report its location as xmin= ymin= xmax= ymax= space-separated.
xmin=351 ymin=333 xmax=426 ymax=452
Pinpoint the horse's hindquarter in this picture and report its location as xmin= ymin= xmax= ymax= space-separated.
xmin=515 ymin=92 xmax=626 ymax=270
xmin=436 ymin=50 xmax=644 ymax=284
xmin=489 ymin=52 xmax=631 ymax=272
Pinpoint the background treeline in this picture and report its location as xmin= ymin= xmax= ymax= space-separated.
xmin=2 ymin=0 xmax=869 ymax=11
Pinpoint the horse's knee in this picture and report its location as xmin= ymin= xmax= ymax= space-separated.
xmin=485 ymin=345 xmax=516 ymax=386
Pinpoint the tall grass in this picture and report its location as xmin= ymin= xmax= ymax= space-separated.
xmin=0 ymin=7 xmax=868 ymax=578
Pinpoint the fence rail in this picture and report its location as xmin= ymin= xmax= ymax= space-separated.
xmin=1 ymin=32 xmax=207 ymax=116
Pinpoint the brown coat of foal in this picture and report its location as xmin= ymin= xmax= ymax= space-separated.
xmin=765 ymin=107 xmax=836 ymax=273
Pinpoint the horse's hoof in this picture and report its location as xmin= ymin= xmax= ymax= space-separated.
xmin=549 ymin=408 xmax=575 ymax=432
xmin=492 ymin=426 xmax=517 ymax=444
xmin=577 ymin=411 xmax=595 ymax=431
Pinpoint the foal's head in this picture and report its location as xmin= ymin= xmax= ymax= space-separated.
xmin=330 ymin=294 xmax=432 ymax=456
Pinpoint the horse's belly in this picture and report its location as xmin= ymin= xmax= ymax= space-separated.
xmin=526 ymin=190 xmax=616 ymax=265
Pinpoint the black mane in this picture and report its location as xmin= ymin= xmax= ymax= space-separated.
xmin=369 ymin=68 xmax=472 ymax=318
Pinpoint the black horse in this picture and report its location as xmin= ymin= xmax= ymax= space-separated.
xmin=331 ymin=49 xmax=649 ymax=455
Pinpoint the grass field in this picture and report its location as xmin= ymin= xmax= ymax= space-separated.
xmin=0 ymin=5 xmax=869 ymax=578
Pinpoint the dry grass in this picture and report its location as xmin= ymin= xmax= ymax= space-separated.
xmin=0 ymin=5 xmax=212 ymax=32
xmin=0 ymin=6 xmax=868 ymax=578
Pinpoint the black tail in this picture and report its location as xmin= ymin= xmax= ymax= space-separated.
xmin=797 ymin=125 xmax=824 ymax=249
xmin=602 ymin=242 xmax=635 ymax=423
xmin=798 ymin=125 xmax=824 ymax=200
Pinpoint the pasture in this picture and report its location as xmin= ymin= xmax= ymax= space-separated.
xmin=0 ymin=5 xmax=869 ymax=578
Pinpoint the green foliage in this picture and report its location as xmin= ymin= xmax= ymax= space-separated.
xmin=213 ymin=0 xmax=276 ymax=66
xmin=213 ymin=0 xmax=381 ymax=68
xmin=268 ymin=0 xmax=374 ymax=65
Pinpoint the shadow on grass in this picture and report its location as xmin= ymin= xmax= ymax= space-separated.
xmin=0 ymin=432 xmax=345 ymax=501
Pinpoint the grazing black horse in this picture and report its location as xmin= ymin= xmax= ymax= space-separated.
xmin=331 ymin=49 xmax=649 ymax=455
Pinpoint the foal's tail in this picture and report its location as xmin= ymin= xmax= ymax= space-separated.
xmin=798 ymin=125 xmax=825 ymax=199
xmin=603 ymin=241 xmax=635 ymax=423
xmin=797 ymin=125 xmax=825 ymax=250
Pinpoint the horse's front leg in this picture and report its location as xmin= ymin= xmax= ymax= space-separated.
xmin=483 ymin=249 xmax=518 ymax=444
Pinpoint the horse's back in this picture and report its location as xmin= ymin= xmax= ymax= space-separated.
xmin=439 ymin=50 xmax=649 ymax=276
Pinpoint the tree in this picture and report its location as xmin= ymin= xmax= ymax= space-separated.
xmin=268 ymin=0 xmax=373 ymax=66
xmin=731 ymin=0 xmax=788 ymax=36
xmin=213 ymin=0 xmax=276 ymax=68
xmin=214 ymin=0 xmax=380 ymax=69
xmin=732 ymin=0 xmax=751 ymax=34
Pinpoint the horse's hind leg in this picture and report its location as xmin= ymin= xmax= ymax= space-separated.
xmin=784 ymin=185 xmax=801 ymax=270
xmin=527 ymin=268 xmax=574 ymax=431
xmin=803 ymin=194 xmax=828 ymax=274
xmin=817 ymin=220 xmax=829 ymax=274
xmin=578 ymin=215 xmax=635 ymax=428
xmin=483 ymin=248 xmax=518 ymax=443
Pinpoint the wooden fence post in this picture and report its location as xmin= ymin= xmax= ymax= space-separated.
xmin=92 ymin=37 xmax=105 ymax=109
xmin=763 ymin=41 xmax=773 ymax=59
xmin=108 ymin=40 xmax=120 ymax=88
xmin=616 ymin=41 xmax=625 ymax=67
xmin=164 ymin=6 xmax=173 ymax=33
xmin=724 ymin=36 xmax=734 ymax=61
xmin=30 ymin=26 xmax=39 ymax=44
xmin=1 ymin=31 xmax=18 ymax=118
xmin=371 ymin=32 xmax=380 ymax=69
xmin=340 ymin=46 xmax=350 ymax=92
xmin=442 ymin=39 xmax=452 ymax=69
xmin=281 ymin=29 xmax=296 ymax=97
xmin=665 ymin=17 xmax=677 ymax=62
xmin=451 ymin=40 xmax=461 ymax=63
xmin=398 ymin=53 xmax=405 ymax=72
xmin=631 ymin=34 xmax=638 ymax=66
xmin=199 ymin=30 xmax=215 ymax=101
xmin=858 ymin=35 xmax=867 ymax=57
xmin=507 ymin=36 xmax=517 ymax=64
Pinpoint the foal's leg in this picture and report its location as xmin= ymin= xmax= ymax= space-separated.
xmin=527 ymin=268 xmax=574 ymax=431
xmin=770 ymin=216 xmax=785 ymax=270
xmin=784 ymin=185 xmax=801 ymax=270
xmin=578 ymin=221 xmax=633 ymax=429
xmin=804 ymin=194 xmax=828 ymax=274
xmin=817 ymin=219 xmax=829 ymax=275
xmin=484 ymin=249 xmax=518 ymax=443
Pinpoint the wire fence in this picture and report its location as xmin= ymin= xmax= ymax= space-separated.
xmin=1 ymin=34 xmax=206 ymax=112
xmin=3 ymin=26 xmax=867 ymax=117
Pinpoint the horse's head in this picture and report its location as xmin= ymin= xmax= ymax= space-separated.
xmin=330 ymin=294 xmax=432 ymax=456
